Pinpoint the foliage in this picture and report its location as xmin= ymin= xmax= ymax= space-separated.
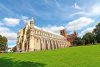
xmin=12 ymin=46 xmax=17 ymax=52
xmin=72 ymin=22 xmax=100 ymax=46
xmin=93 ymin=22 xmax=100 ymax=43
xmin=82 ymin=32 xmax=95 ymax=45
xmin=73 ymin=37 xmax=84 ymax=46
xmin=0 ymin=35 xmax=8 ymax=51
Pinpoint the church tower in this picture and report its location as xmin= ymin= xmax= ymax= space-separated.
xmin=29 ymin=17 xmax=35 ymax=51
xmin=60 ymin=29 xmax=67 ymax=37
xmin=30 ymin=17 xmax=34 ymax=29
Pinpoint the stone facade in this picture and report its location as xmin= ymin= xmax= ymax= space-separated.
xmin=60 ymin=29 xmax=78 ymax=46
xmin=16 ymin=18 xmax=70 ymax=52
xmin=67 ymin=31 xmax=78 ymax=45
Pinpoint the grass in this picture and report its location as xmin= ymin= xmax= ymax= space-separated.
xmin=0 ymin=44 xmax=100 ymax=67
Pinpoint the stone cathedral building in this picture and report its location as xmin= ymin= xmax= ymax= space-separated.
xmin=16 ymin=18 xmax=72 ymax=52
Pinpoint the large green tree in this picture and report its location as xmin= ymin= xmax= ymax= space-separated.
xmin=0 ymin=35 xmax=8 ymax=52
xmin=73 ymin=37 xmax=84 ymax=46
xmin=93 ymin=22 xmax=100 ymax=43
xmin=82 ymin=32 xmax=95 ymax=45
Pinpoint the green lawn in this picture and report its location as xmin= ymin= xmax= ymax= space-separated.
xmin=0 ymin=44 xmax=100 ymax=67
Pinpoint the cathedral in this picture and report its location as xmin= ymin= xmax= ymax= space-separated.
xmin=16 ymin=17 xmax=72 ymax=52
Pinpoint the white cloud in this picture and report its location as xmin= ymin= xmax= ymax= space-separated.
xmin=3 ymin=18 xmax=20 ymax=26
xmin=0 ymin=26 xmax=17 ymax=47
xmin=0 ymin=26 xmax=17 ymax=40
xmin=88 ymin=5 xmax=100 ymax=16
xmin=79 ymin=26 xmax=95 ymax=37
xmin=21 ymin=16 xmax=29 ymax=23
xmin=21 ymin=16 xmax=29 ymax=20
xmin=66 ymin=17 xmax=94 ymax=31
xmin=71 ymin=4 xmax=100 ymax=17
xmin=1 ymin=32 xmax=17 ymax=40
xmin=0 ymin=17 xmax=19 ymax=47
xmin=0 ymin=27 xmax=10 ymax=32
xmin=73 ymin=3 xmax=81 ymax=10
xmin=34 ymin=26 xmax=41 ymax=29
xmin=41 ymin=25 xmax=64 ymax=35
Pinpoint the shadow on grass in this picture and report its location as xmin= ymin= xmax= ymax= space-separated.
xmin=0 ymin=58 xmax=46 ymax=67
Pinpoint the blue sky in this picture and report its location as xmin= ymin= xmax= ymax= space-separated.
xmin=0 ymin=0 xmax=100 ymax=47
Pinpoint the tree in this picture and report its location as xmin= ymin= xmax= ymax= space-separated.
xmin=12 ymin=46 xmax=17 ymax=52
xmin=73 ymin=37 xmax=84 ymax=46
xmin=93 ymin=22 xmax=100 ymax=43
xmin=0 ymin=35 xmax=8 ymax=52
xmin=82 ymin=32 xmax=95 ymax=45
